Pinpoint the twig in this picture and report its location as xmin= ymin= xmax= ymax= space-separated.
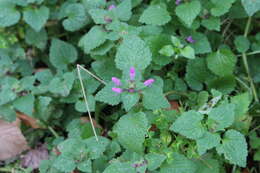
xmin=241 ymin=17 xmax=259 ymax=103
xmin=77 ymin=64 xmax=107 ymax=85
xmin=48 ymin=126 xmax=59 ymax=138
xmin=77 ymin=65 xmax=99 ymax=141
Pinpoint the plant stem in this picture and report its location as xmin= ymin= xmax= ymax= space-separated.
xmin=48 ymin=126 xmax=59 ymax=138
xmin=237 ymin=50 xmax=260 ymax=57
xmin=164 ymin=90 xmax=189 ymax=97
xmin=0 ymin=167 xmax=13 ymax=172
xmin=242 ymin=17 xmax=259 ymax=102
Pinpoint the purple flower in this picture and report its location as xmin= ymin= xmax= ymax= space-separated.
xmin=175 ymin=0 xmax=182 ymax=5
xmin=112 ymin=87 xmax=123 ymax=93
xmin=144 ymin=79 xmax=155 ymax=86
xmin=129 ymin=67 xmax=136 ymax=80
xmin=108 ymin=4 xmax=116 ymax=10
xmin=128 ymin=89 xmax=135 ymax=93
xmin=112 ymin=77 xmax=121 ymax=86
xmin=186 ymin=36 xmax=195 ymax=43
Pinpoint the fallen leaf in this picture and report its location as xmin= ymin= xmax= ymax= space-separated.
xmin=0 ymin=119 xmax=29 ymax=161
xmin=168 ymin=101 xmax=180 ymax=111
xmin=21 ymin=145 xmax=49 ymax=169
xmin=16 ymin=112 xmax=42 ymax=129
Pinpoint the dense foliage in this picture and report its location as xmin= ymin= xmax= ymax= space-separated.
xmin=0 ymin=0 xmax=260 ymax=172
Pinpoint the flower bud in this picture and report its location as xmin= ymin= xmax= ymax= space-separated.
xmin=129 ymin=67 xmax=135 ymax=80
xmin=112 ymin=88 xmax=123 ymax=93
xmin=144 ymin=79 xmax=155 ymax=86
xmin=112 ymin=77 xmax=121 ymax=86
xmin=108 ymin=4 xmax=116 ymax=10
xmin=186 ymin=36 xmax=195 ymax=43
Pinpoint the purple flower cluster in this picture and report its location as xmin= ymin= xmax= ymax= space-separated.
xmin=175 ymin=0 xmax=182 ymax=5
xmin=186 ymin=36 xmax=195 ymax=43
xmin=108 ymin=4 xmax=116 ymax=10
xmin=111 ymin=67 xmax=155 ymax=94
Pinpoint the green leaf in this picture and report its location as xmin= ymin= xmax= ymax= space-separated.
xmin=84 ymin=136 xmax=110 ymax=159
xmin=75 ymin=95 xmax=95 ymax=112
xmin=180 ymin=46 xmax=195 ymax=59
xmin=160 ymin=152 xmax=197 ymax=173
xmin=201 ymin=17 xmax=220 ymax=31
xmin=0 ymin=104 xmax=16 ymax=122
xmin=13 ymin=94 xmax=34 ymax=116
xmin=210 ymin=0 xmax=236 ymax=16
xmin=170 ymin=110 xmax=205 ymax=140
xmin=208 ymin=103 xmax=235 ymax=131
xmin=62 ymin=3 xmax=89 ymax=32
xmin=185 ymin=58 xmax=214 ymax=91
xmin=121 ymin=92 xmax=140 ymax=111
xmin=175 ymin=1 xmax=201 ymax=27
xmin=189 ymin=33 xmax=212 ymax=54
xmin=25 ymin=28 xmax=47 ymax=50
xmin=195 ymin=159 xmax=219 ymax=173
xmin=139 ymin=3 xmax=171 ymax=26
xmin=48 ymin=72 xmax=75 ymax=97
xmin=196 ymin=132 xmax=220 ymax=155
xmin=34 ymin=96 xmax=52 ymax=121
xmin=114 ymin=0 xmax=132 ymax=21
xmin=58 ymin=138 xmax=86 ymax=157
xmin=0 ymin=1 xmax=20 ymax=27
xmin=206 ymin=49 xmax=237 ymax=77
xmin=241 ymin=0 xmax=260 ymax=16
xmin=53 ymin=155 xmax=76 ymax=172
xmin=49 ymin=39 xmax=78 ymax=70
xmin=115 ymin=35 xmax=152 ymax=70
xmin=234 ymin=36 xmax=250 ymax=53
xmin=77 ymin=159 xmax=92 ymax=173
xmin=90 ymin=41 xmax=114 ymax=56
xmin=208 ymin=75 xmax=236 ymax=94
xmin=79 ymin=26 xmax=107 ymax=54
xmin=103 ymin=162 xmax=135 ymax=173
xmin=81 ymin=0 xmax=106 ymax=11
xmin=114 ymin=112 xmax=148 ymax=153
xmin=89 ymin=9 xmax=108 ymax=24
xmin=145 ymin=153 xmax=166 ymax=171
xmin=142 ymin=81 xmax=170 ymax=110
xmin=23 ymin=6 xmax=49 ymax=32
xmin=159 ymin=45 xmax=175 ymax=57
xmin=216 ymin=129 xmax=248 ymax=167
xmin=231 ymin=93 xmax=250 ymax=120
xmin=95 ymin=82 xmax=121 ymax=105
xmin=0 ymin=88 xmax=16 ymax=106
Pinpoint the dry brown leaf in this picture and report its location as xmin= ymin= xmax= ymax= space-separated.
xmin=0 ymin=119 xmax=29 ymax=161
xmin=16 ymin=112 xmax=42 ymax=129
xmin=168 ymin=101 xmax=180 ymax=111
xmin=21 ymin=145 xmax=49 ymax=169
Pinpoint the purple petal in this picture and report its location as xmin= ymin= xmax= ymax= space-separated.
xmin=175 ymin=0 xmax=182 ymax=5
xmin=129 ymin=67 xmax=135 ymax=80
xmin=128 ymin=89 xmax=135 ymax=93
xmin=112 ymin=87 xmax=123 ymax=93
xmin=144 ymin=79 xmax=155 ymax=86
xmin=108 ymin=4 xmax=116 ymax=10
xmin=186 ymin=36 xmax=195 ymax=43
xmin=112 ymin=77 xmax=121 ymax=86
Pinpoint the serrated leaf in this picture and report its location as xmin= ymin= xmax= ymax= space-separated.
xmin=142 ymin=80 xmax=170 ymax=110
xmin=114 ymin=112 xmax=148 ymax=153
xmin=210 ymin=0 xmax=236 ymax=16
xmin=121 ymin=92 xmax=140 ymax=111
xmin=115 ymin=35 xmax=152 ymax=70
xmin=77 ymin=159 xmax=92 ymax=173
xmin=216 ymin=129 xmax=248 ymax=167
xmin=0 ymin=104 xmax=16 ymax=122
xmin=201 ymin=17 xmax=220 ymax=31
xmin=25 ymin=28 xmax=47 ymax=50
xmin=189 ymin=33 xmax=212 ymax=54
xmin=62 ymin=3 xmax=89 ymax=32
xmin=49 ymin=39 xmax=78 ymax=70
xmin=196 ymin=132 xmax=220 ymax=155
xmin=195 ymin=158 xmax=219 ymax=173
xmin=185 ymin=58 xmax=214 ymax=91
xmin=208 ymin=75 xmax=236 ymax=94
xmin=103 ymin=162 xmax=135 ymax=173
xmin=241 ymin=0 xmax=260 ymax=16
xmin=0 ymin=1 xmax=20 ymax=27
xmin=139 ymin=4 xmax=171 ymax=26
xmin=160 ymin=152 xmax=197 ymax=173
xmin=159 ymin=45 xmax=175 ymax=57
xmin=170 ymin=110 xmax=205 ymax=139
xmin=231 ymin=93 xmax=250 ymax=120
xmin=89 ymin=9 xmax=108 ymax=24
xmin=206 ymin=49 xmax=237 ymax=77
xmin=58 ymin=138 xmax=86 ymax=157
xmin=13 ymin=94 xmax=34 ymax=116
xmin=75 ymin=95 xmax=95 ymax=112
xmin=53 ymin=155 xmax=76 ymax=172
xmin=95 ymin=82 xmax=121 ymax=105
xmin=90 ymin=41 xmax=114 ymax=56
xmin=114 ymin=0 xmax=132 ymax=21
xmin=0 ymin=88 xmax=17 ymax=106
xmin=79 ymin=26 xmax=107 ymax=54
xmin=48 ymin=72 xmax=75 ymax=97
xmin=180 ymin=46 xmax=195 ymax=59
xmin=81 ymin=0 xmax=106 ymax=10
xmin=84 ymin=136 xmax=110 ymax=159
xmin=145 ymin=153 xmax=166 ymax=171
xmin=23 ymin=6 xmax=49 ymax=32
xmin=234 ymin=36 xmax=250 ymax=53
xmin=208 ymin=103 xmax=235 ymax=131
xmin=175 ymin=1 xmax=201 ymax=27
